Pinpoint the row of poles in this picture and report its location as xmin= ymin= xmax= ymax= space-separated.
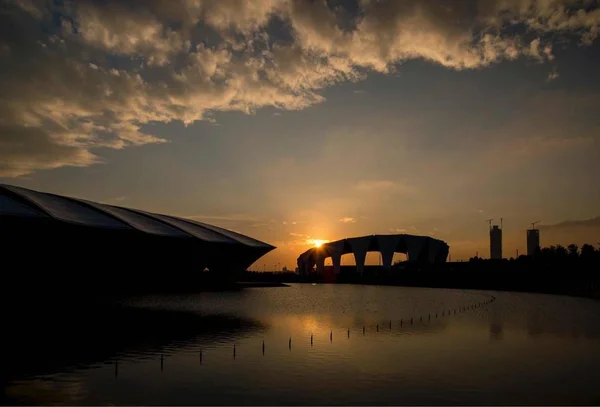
xmin=114 ymin=296 xmax=495 ymax=377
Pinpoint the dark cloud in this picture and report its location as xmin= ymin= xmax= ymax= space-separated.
xmin=1 ymin=0 xmax=599 ymax=176
xmin=537 ymin=216 xmax=600 ymax=248
xmin=0 ymin=124 xmax=101 ymax=177
xmin=540 ymin=216 xmax=600 ymax=229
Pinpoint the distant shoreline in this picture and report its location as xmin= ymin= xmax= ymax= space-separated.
xmin=242 ymin=266 xmax=600 ymax=301
xmin=339 ymin=280 xmax=600 ymax=301
xmin=237 ymin=281 xmax=290 ymax=288
xmin=3 ymin=267 xmax=597 ymax=301
xmin=256 ymin=279 xmax=600 ymax=300
xmin=264 ymin=279 xmax=600 ymax=300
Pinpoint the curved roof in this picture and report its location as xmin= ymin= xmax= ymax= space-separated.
xmin=3 ymin=184 xmax=129 ymax=229
xmin=0 ymin=184 xmax=275 ymax=250
xmin=73 ymin=199 xmax=189 ymax=238
xmin=128 ymin=209 xmax=240 ymax=244
xmin=0 ymin=194 xmax=46 ymax=218
xmin=183 ymin=218 xmax=272 ymax=248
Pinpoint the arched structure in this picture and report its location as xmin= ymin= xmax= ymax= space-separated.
xmin=1 ymin=184 xmax=275 ymax=293
xmin=296 ymin=234 xmax=449 ymax=276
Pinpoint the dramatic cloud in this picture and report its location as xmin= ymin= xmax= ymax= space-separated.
xmin=1 ymin=0 xmax=599 ymax=176
xmin=0 ymin=125 xmax=102 ymax=177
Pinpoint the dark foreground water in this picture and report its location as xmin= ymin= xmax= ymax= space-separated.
xmin=4 ymin=284 xmax=600 ymax=405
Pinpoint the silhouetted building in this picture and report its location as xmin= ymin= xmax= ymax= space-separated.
xmin=0 ymin=184 xmax=275 ymax=295
xmin=297 ymin=234 xmax=449 ymax=276
xmin=490 ymin=225 xmax=502 ymax=259
xmin=527 ymin=228 xmax=540 ymax=256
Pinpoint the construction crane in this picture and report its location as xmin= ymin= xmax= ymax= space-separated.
xmin=485 ymin=219 xmax=493 ymax=230
xmin=530 ymin=221 xmax=541 ymax=230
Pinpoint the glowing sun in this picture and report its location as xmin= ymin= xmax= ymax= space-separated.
xmin=312 ymin=239 xmax=328 ymax=248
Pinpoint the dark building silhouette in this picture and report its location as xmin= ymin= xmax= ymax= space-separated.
xmin=0 ymin=184 xmax=275 ymax=295
xmin=527 ymin=228 xmax=540 ymax=256
xmin=297 ymin=234 xmax=449 ymax=276
xmin=490 ymin=225 xmax=502 ymax=259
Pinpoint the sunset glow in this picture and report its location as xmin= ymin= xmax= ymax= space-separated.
xmin=1 ymin=1 xmax=599 ymax=271
xmin=311 ymin=239 xmax=329 ymax=248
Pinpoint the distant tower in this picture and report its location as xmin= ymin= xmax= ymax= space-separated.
xmin=489 ymin=218 xmax=502 ymax=259
xmin=527 ymin=221 xmax=541 ymax=256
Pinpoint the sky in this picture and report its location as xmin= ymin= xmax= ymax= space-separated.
xmin=1 ymin=0 xmax=599 ymax=269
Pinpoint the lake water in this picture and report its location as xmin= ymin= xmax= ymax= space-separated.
xmin=5 ymin=284 xmax=600 ymax=405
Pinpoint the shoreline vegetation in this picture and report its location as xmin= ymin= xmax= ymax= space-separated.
xmin=244 ymin=243 xmax=600 ymax=300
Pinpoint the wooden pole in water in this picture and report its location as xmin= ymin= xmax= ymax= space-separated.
xmin=311 ymin=333 xmax=313 ymax=346
xmin=330 ymin=330 xmax=333 ymax=342
xmin=161 ymin=354 xmax=164 ymax=371
xmin=289 ymin=337 xmax=292 ymax=350
xmin=233 ymin=344 xmax=236 ymax=359
xmin=200 ymin=349 xmax=203 ymax=364
xmin=262 ymin=341 xmax=265 ymax=355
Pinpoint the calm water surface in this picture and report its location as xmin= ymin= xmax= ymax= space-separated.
xmin=5 ymin=284 xmax=600 ymax=405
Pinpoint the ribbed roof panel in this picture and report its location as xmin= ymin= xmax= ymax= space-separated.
xmin=0 ymin=184 xmax=275 ymax=249
xmin=76 ymin=200 xmax=191 ymax=237
xmin=0 ymin=194 xmax=47 ymax=218
xmin=3 ymin=185 xmax=130 ymax=229
xmin=179 ymin=218 xmax=273 ymax=249
xmin=129 ymin=210 xmax=239 ymax=244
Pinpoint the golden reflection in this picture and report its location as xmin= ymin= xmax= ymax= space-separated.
xmin=270 ymin=314 xmax=335 ymax=334
xmin=300 ymin=315 xmax=320 ymax=333
xmin=6 ymin=378 xmax=87 ymax=405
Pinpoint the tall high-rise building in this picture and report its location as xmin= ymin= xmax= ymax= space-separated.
xmin=490 ymin=225 xmax=502 ymax=259
xmin=527 ymin=228 xmax=540 ymax=256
